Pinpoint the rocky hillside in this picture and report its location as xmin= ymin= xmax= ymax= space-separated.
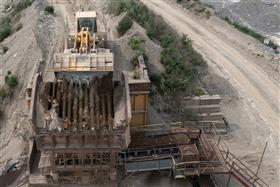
xmin=203 ymin=0 xmax=280 ymax=44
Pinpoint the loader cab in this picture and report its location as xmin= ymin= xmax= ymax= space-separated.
xmin=76 ymin=11 xmax=97 ymax=35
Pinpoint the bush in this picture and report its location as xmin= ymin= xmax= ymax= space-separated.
xmin=193 ymin=87 xmax=204 ymax=96
xmin=0 ymin=25 xmax=11 ymax=42
xmin=149 ymin=73 xmax=163 ymax=94
xmin=5 ymin=73 xmax=18 ymax=87
xmin=128 ymin=36 xmax=145 ymax=50
xmin=15 ymin=23 xmax=23 ymax=31
xmin=267 ymin=40 xmax=278 ymax=50
xmin=2 ymin=45 xmax=9 ymax=53
xmin=117 ymin=15 xmax=133 ymax=36
xmin=223 ymin=16 xmax=264 ymax=42
xmin=44 ymin=6 xmax=54 ymax=14
xmin=223 ymin=16 xmax=280 ymax=51
xmin=108 ymin=1 xmax=128 ymax=15
xmin=128 ymin=1 xmax=150 ymax=27
xmin=0 ymin=109 xmax=4 ymax=120
xmin=0 ymin=0 xmax=32 ymax=42
xmin=195 ymin=6 xmax=206 ymax=13
xmin=15 ymin=0 xmax=34 ymax=13
xmin=133 ymin=71 xmax=141 ymax=79
xmin=0 ymin=87 xmax=9 ymax=98
xmin=205 ymin=10 xmax=211 ymax=18
xmin=0 ymin=17 xmax=11 ymax=42
xmin=111 ymin=0 xmax=207 ymax=96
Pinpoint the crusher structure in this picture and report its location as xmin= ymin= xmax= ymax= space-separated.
xmin=28 ymin=11 xmax=131 ymax=186
xmin=25 ymin=8 xmax=266 ymax=187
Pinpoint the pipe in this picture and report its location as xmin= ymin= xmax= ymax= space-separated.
xmin=82 ymin=79 xmax=89 ymax=129
xmin=62 ymin=77 xmax=68 ymax=122
xmin=72 ymin=78 xmax=82 ymax=130
xmin=78 ymin=80 xmax=84 ymax=128
xmin=95 ymin=78 xmax=100 ymax=131
xmin=67 ymin=78 xmax=73 ymax=128
xmin=101 ymin=95 xmax=106 ymax=130
xmin=39 ymin=82 xmax=49 ymax=110
xmin=51 ymin=79 xmax=57 ymax=109
xmin=107 ymin=94 xmax=113 ymax=131
xmin=72 ymin=80 xmax=79 ymax=131
xmin=56 ymin=82 xmax=61 ymax=117
xmin=89 ymin=79 xmax=95 ymax=130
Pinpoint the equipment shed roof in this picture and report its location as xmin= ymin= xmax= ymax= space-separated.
xmin=76 ymin=11 xmax=97 ymax=18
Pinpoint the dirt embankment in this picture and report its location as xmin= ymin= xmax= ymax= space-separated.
xmin=0 ymin=0 xmax=64 ymax=182
xmin=141 ymin=0 xmax=279 ymax=186
xmin=206 ymin=0 xmax=280 ymax=36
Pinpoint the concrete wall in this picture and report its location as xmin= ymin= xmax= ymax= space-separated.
xmin=183 ymin=95 xmax=224 ymax=122
xmin=128 ymin=55 xmax=151 ymax=128
xmin=26 ymin=73 xmax=42 ymax=133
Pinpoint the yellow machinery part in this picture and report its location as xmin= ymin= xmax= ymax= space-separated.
xmin=75 ymin=27 xmax=94 ymax=53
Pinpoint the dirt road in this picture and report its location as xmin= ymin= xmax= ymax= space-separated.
xmin=141 ymin=0 xmax=279 ymax=129
xmin=140 ymin=0 xmax=279 ymax=185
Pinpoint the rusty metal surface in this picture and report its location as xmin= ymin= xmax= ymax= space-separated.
xmin=32 ymin=74 xmax=128 ymax=185
xmin=39 ymin=75 xmax=114 ymax=132
xmin=0 ymin=166 xmax=25 ymax=187
xmin=126 ymin=127 xmax=228 ymax=176
xmin=178 ymin=144 xmax=199 ymax=162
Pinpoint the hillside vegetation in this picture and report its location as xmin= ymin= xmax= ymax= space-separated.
xmin=109 ymin=0 xmax=207 ymax=97
xmin=0 ymin=0 xmax=34 ymax=42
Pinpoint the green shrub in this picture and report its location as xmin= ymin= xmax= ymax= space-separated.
xmin=15 ymin=0 xmax=34 ymax=13
xmin=267 ymin=40 xmax=278 ymax=50
xmin=108 ymin=1 xmax=128 ymax=15
xmin=111 ymin=0 xmax=207 ymax=96
xmin=133 ymin=71 xmax=141 ymax=79
xmin=223 ymin=16 xmax=265 ymax=42
xmin=181 ymin=34 xmax=192 ymax=46
xmin=150 ymin=73 xmax=161 ymax=85
xmin=149 ymin=73 xmax=164 ymax=94
xmin=223 ymin=16 xmax=279 ymax=51
xmin=0 ymin=17 xmax=11 ymax=42
xmin=194 ymin=87 xmax=204 ymax=96
xmin=0 ymin=109 xmax=4 ymax=120
xmin=131 ymin=56 xmax=139 ymax=67
xmin=128 ymin=1 xmax=150 ymax=27
xmin=195 ymin=6 xmax=206 ymax=13
xmin=117 ymin=15 xmax=133 ymax=36
xmin=0 ymin=0 xmax=32 ymax=42
xmin=128 ymin=36 xmax=145 ymax=50
xmin=2 ymin=45 xmax=9 ymax=53
xmin=44 ymin=6 xmax=54 ymax=14
xmin=15 ymin=23 xmax=23 ymax=31
xmin=233 ymin=22 xmax=264 ymax=42
xmin=0 ymin=25 xmax=11 ymax=42
xmin=5 ymin=73 xmax=18 ymax=87
xmin=205 ymin=10 xmax=211 ymax=18
xmin=0 ymin=87 xmax=10 ymax=98
xmin=4 ymin=4 xmax=11 ymax=11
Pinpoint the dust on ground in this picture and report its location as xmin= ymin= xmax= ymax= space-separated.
xmin=142 ymin=0 xmax=279 ymax=186
xmin=1 ymin=0 xmax=279 ymax=186
xmin=0 ymin=0 xmax=64 ymax=182
xmin=203 ymin=0 xmax=280 ymax=35
xmin=202 ymin=0 xmax=280 ymax=46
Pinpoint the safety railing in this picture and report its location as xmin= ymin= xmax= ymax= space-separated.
xmin=129 ymin=121 xmax=269 ymax=186
xmin=123 ymin=154 xmax=226 ymax=176
xmin=130 ymin=121 xmax=223 ymax=134
xmin=210 ymin=122 xmax=269 ymax=187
